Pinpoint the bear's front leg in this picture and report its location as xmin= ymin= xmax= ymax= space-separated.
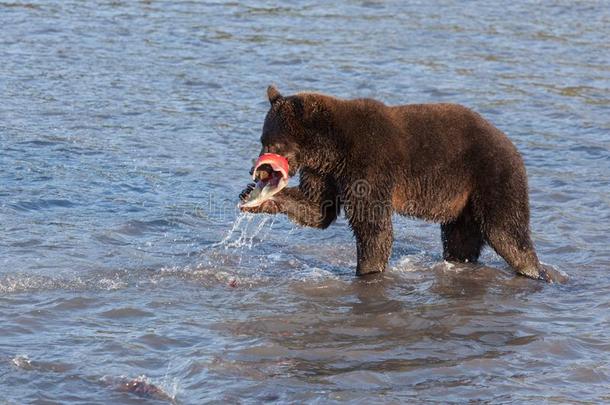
xmin=276 ymin=187 xmax=339 ymax=228
xmin=240 ymin=170 xmax=339 ymax=229
xmin=345 ymin=195 xmax=394 ymax=276
xmin=240 ymin=186 xmax=338 ymax=229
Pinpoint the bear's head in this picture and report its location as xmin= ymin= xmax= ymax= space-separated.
xmin=256 ymin=85 xmax=335 ymax=178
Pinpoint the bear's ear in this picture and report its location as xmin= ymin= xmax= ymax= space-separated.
xmin=267 ymin=85 xmax=283 ymax=105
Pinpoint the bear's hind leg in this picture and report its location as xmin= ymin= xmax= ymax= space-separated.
xmin=441 ymin=205 xmax=484 ymax=263
xmin=483 ymin=222 xmax=551 ymax=281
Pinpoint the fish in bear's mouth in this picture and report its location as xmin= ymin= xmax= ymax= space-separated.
xmin=239 ymin=153 xmax=290 ymax=208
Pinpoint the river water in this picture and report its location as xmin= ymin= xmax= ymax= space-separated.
xmin=1 ymin=1 xmax=609 ymax=403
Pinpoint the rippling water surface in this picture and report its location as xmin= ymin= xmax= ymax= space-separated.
xmin=1 ymin=1 xmax=609 ymax=403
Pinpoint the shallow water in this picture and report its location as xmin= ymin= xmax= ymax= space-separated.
xmin=1 ymin=0 xmax=609 ymax=403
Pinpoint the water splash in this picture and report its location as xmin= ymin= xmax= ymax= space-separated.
xmin=214 ymin=213 xmax=275 ymax=250
xmin=214 ymin=212 xmax=248 ymax=248
xmin=11 ymin=355 xmax=33 ymax=370
xmin=101 ymin=374 xmax=177 ymax=403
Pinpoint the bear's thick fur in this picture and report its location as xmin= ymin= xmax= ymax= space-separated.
xmin=241 ymin=86 xmax=557 ymax=282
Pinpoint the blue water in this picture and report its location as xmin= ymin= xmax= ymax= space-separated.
xmin=1 ymin=1 xmax=609 ymax=403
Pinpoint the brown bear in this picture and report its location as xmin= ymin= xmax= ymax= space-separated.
xmin=240 ymin=85 xmax=560 ymax=282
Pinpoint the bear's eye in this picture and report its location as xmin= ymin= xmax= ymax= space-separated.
xmin=264 ymin=143 xmax=284 ymax=154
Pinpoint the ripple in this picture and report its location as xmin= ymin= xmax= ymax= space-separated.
xmin=11 ymin=355 xmax=74 ymax=373
xmin=9 ymin=199 xmax=77 ymax=212
xmin=99 ymin=307 xmax=155 ymax=319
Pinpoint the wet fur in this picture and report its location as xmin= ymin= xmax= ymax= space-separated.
xmin=242 ymin=86 xmax=554 ymax=282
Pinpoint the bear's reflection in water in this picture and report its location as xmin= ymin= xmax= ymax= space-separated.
xmin=209 ymin=262 xmax=554 ymax=392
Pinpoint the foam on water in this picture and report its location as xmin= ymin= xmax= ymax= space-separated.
xmin=0 ymin=274 xmax=106 ymax=294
